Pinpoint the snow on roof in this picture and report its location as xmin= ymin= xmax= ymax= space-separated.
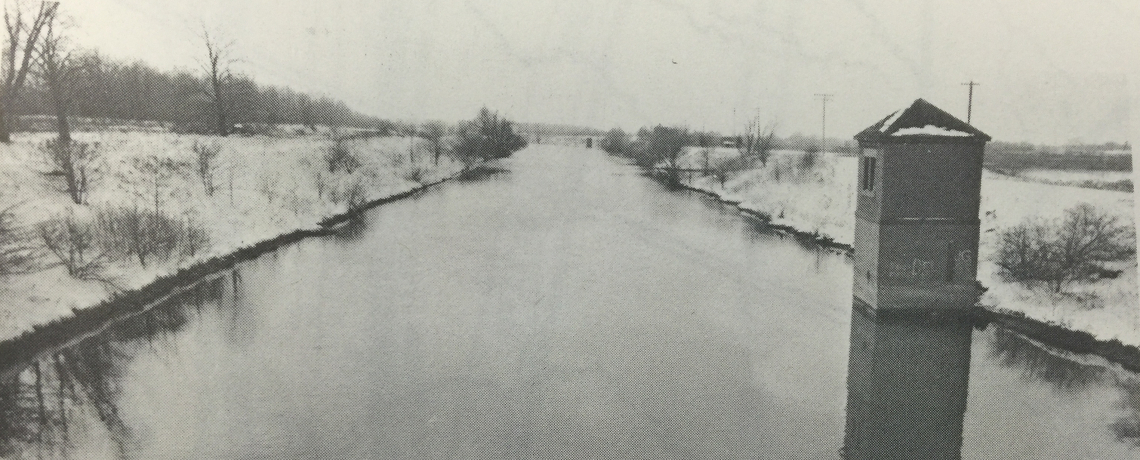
xmin=879 ymin=110 xmax=903 ymax=133
xmin=855 ymin=98 xmax=991 ymax=143
xmin=891 ymin=125 xmax=972 ymax=137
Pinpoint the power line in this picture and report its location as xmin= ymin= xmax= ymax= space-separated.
xmin=815 ymin=94 xmax=833 ymax=153
xmin=961 ymin=80 xmax=980 ymax=124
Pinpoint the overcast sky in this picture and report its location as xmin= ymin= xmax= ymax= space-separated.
xmin=66 ymin=0 xmax=1135 ymax=144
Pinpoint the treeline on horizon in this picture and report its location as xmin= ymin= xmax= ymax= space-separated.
xmin=12 ymin=55 xmax=385 ymax=133
xmin=985 ymin=141 xmax=1133 ymax=173
xmin=8 ymin=54 xmax=615 ymax=138
xmin=0 ymin=1 xmax=406 ymax=140
xmin=596 ymin=124 xmax=1132 ymax=173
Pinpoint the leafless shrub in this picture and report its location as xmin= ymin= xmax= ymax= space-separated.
xmin=710 ymin=155 xmax=749 ymax=188
xmin=600 ymin=128 xmax=630 ymax=155
xmin=38 ymin=211 xmax=107 ymax=279
xmin=770 ymin=160 xmax=795 ymax=182
xmin=193 ymin=141 xmax=221 ymax=195
xmin=324 ymin=138 xmax=360 ymax=174
xmin=0 ymin=205 xmax=40 ymax=276
xmin=738 ymin=118 xmax=777 ymax=166
xmin=996 ymin=204 xmax=1135 ymax=293
xmin=94 ymin=206 xmax=203 ymax=268
xmin=419 ymin=120 xmax=448 ymax=165
xmin=179 ymin=215 xmax=210 ymax=259
xmin=312 ymin=170 xmax=327 ymax=200
xmin=257 ymin=174 xmax=277 ymax=203
xmin=402 ymin=165 xmax=429 ymax=185
xmin=344 ymin=179 xmax=368 ymax=211
xmin=389 ymin=147 xmax=406 ymax=168
xmin=131 ymin=155 xmax=187 ymax=213
xmin=41 ymin=139 xmax=100 ymax=205
xmin=800 ymin=145 xmax=820 ymax=170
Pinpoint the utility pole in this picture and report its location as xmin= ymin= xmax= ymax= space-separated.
xmin=961 ymin=80 xmax=980 ymax=123
xmin=815 ymin=94 xmax=833 ymax=153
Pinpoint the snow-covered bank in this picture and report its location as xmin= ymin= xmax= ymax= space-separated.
xmin=0 ymin=131 xmax=462 ymax=343
xmin=674 ymin=148 xmax=1139 ymax=347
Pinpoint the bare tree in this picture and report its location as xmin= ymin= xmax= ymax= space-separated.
xmin=449 ymin=108 xmax=528 ymax=170
xmin=419 ymin=120 xmax=447 ymax=165
xmin=200 ymin=26 xmax=235 ymax=136
xmin=0 ymin=204 xmax=38 ymax=275
xmin=393 ymin=122 xmax=419 ymax=163
xmin=996 ymin=204 xmax=1136 ymax=293
xmin=193 ymin=141 xmax=221 ymax=195
xmin=323 ymin=137 xmax=360 ymax=173
xmin=38 ymin=210 xmax=106 ymax=278
xmin=710 ymin=154 xmax=748 ymax=189
xmin=41 ymin=138 xmax=99 ymax=204
xmin=737 ymin=116 xmax=777 ymax=166
xmin=0 ymin=1 xmax=57 ymax=143
xmin=640 ymin=125 xmax=690 ymax=183
xmin=36 ymin=9 xmax=95 ymax=143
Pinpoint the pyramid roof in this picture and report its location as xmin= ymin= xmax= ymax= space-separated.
xmin=855 ymin=98 xmax=991 ymax=143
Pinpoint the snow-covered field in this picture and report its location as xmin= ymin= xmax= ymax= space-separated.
xmin=1018 ymin=169 xmax=1133 ymax=184
xmin=999 ymin=168 xmax=1134 ymax=191
xmin=0 ymin=130 xmax=461 ymax=342
xmin=677 ymin=148 xmax=1139 ymax=347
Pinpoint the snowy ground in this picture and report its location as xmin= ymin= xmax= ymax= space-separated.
xmin=0 ymin=130 xmax=461 ymax=342
xmin=676 ymin=148 xmax=1139 ymax=347
xmin=996 ymin=168 xmax=1134 ymax=191
xmin=1018 ymin=169 xmax=1132 ymax=184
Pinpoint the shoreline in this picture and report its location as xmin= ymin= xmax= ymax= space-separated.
xmin=0 ymin=174 xmax=456 ymax=376
xmin=661 ymin=171 xmax=1140 ymax=374
xmin=4 ymin=158 xmax=1136 ymax=378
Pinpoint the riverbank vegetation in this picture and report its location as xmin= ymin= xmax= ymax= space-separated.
xmin=996 ymin=204 xmax=1135 ymax=293
xmin=0 ymin=131 xmax=465 ymax=341
xmin=450 ymin=108 xmax=528 ymax=169
xmin=599 ymin=127 xmax=1138 ymax=348
xmin=0 ymin=3 xmax=542 ymax=343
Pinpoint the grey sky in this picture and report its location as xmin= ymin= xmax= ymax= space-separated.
xmin=69 ymin=0 xmax=1135 ymax=144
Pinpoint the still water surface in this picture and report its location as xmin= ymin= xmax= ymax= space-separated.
xmin=1 ymin=145 xmax=1138 ymax=458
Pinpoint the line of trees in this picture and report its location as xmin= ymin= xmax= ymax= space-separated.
xmin=450 ymin=107 xmax=528 ymax=170
xmin=600 ymin=123 xmax=773 ymax=185
xmin=14 ymin=52 xmax=390 ymax=134
xmin=0 ymin=1 xmax=392 ymax=143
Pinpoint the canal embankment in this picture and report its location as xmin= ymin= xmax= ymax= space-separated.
xmin=0 ymin=130 xmax=464 ymax=348
xmin=645 ymin=149 xmax=1140 ymax=371
xmin=3 ymin=145 xmax=1136 ymax=458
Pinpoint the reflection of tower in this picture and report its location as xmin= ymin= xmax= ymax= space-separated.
xmin=844 ymin=306 xmax=972 ymax=459
xmin=844 ymin=99 xmax=990 ymax=459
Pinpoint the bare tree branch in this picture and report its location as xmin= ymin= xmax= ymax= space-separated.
xmin=0 ymin=0 xmax=58 ymax=142
xmin=199 ymin=24 xmax=237 ymax=136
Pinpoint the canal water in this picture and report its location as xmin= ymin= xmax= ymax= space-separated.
xmin=1 ymin=145 xmax=1138 ymax=458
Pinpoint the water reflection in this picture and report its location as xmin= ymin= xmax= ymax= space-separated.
xmin=0 ymin=272 xmax=238 ymax=458
xmin=2 ymin=146 xmax=1139 ymax=457
xmin=0 ymin=341 xmax=134 ymax=458
xmin=456 ymin=165 xmax=510 ymax=182
xmin=982 ymin=327 xmax=1140 ymax=448
xmin=987 ymin=328 xmax=1105 ymax=393
xmin=1112 ymin=381 xmax=1140 ymax=447
xmin=330 ymin=214 xmax=369 ymax=241
xmin=843 ymin=302 xmax=973 ymax=459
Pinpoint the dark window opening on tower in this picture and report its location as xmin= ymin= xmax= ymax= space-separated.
xmin=861 ymin=156 xmax=876 ymax=193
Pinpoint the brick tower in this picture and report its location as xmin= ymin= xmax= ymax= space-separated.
xmin=851 ymin=98 xmax=990 ymax=311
